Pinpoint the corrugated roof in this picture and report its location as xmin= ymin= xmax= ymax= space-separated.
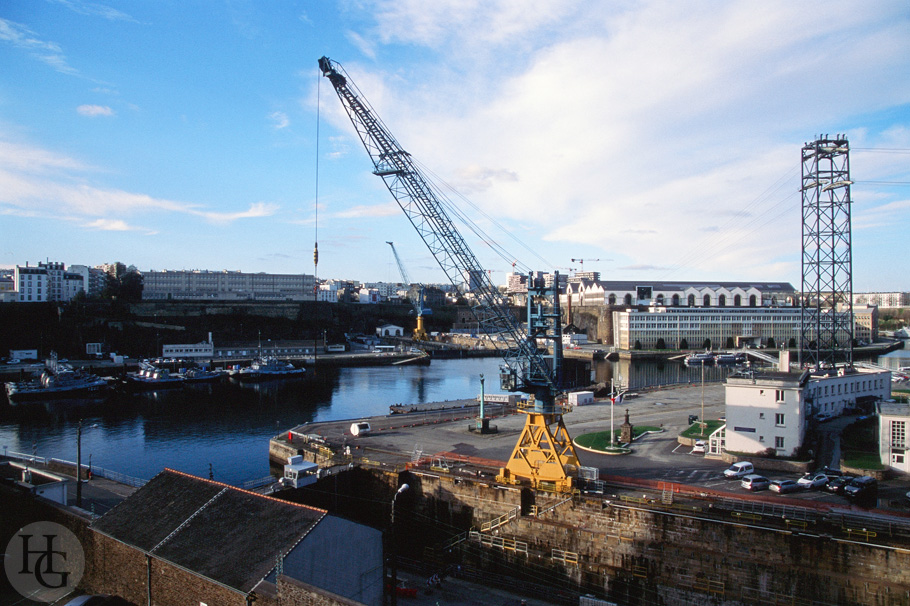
xmin=92 ymin=469 xmax=326 ymax=593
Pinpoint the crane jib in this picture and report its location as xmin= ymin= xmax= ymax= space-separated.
xmin=317 ymin=56 xmax=563 ymax=404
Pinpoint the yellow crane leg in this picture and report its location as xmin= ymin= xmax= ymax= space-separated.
xmin=497 ymin=411 xmax=579 ymax=492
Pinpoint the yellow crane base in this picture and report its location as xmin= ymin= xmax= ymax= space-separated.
xmin=496 ymin=410 xmax=579 ymax=493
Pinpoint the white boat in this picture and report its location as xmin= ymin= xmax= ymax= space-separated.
xmin=125 ymin=362 xmax=185 ymax=390
xmin=230 ymin=357 xmax=305 ymax=381
xmin=183 ymin=367 xmax=226 ymax=383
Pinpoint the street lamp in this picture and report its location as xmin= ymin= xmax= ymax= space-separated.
xmin=390 ymin=483 xmax=409 ymax=606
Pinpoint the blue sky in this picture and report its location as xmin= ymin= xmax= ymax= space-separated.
xmin=1 ymin=1 xmax=908 ymax=291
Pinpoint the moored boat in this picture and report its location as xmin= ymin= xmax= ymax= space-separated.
xmin=684 ymin=352 xmax=716 ymax=366
xmin=125 ymin=362 xmax=185 ymax=390
xmin=4 ymin=353 xmax=110 ymax=403
xmin=229 ymin=357 xmax=305 ymax=381
xmin=183 ymin=367 xmax=226 ymax=383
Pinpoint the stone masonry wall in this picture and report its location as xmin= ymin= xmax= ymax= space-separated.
xmin=387 ymin=469 xmax=910 ymax=606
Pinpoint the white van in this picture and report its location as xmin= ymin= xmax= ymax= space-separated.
xmin=350 ymin=422 xmax=372 ymax=436
xmin=723 ymin=461 xmax=754 ymax=479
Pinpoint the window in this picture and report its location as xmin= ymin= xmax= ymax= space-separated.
xmin=775 ymin=413 xmax=785 ymax=426
xmin=759 ymin=413 xmax=765 ymax=419
xmin=775 ymin=390 xmax=785 ymax=402
xmin=893 ymin=421 xmax=906 ymax=449
xmin=775 ymin=436 xmax=785 ymax=449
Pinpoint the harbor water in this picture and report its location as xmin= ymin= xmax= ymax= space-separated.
xmin=1 ymin=345 xmax=907 ymax=487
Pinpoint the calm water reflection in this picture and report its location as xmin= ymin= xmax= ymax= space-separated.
xmin=1 ymin=343 xmax=905 ymax=485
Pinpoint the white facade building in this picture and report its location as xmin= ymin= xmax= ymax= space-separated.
xmin=142 ymin=269 xmax=316 ymax=301
xmin=15 ymin=265 xmax=49 ymax=302
xmin=879 ymin=402 xmax=910 ymax=473
xmin=317 ymin=281 xmax=340 ymax=303
xmin=724 ymin=367 xmax=891 ymax=457
xmin=357 ymin=288 xmax=380 ymax=304
xmin=564 ymin=280 xmax=796 ymax=309
xmin=854 ymin=292 xmax=910 ymax=309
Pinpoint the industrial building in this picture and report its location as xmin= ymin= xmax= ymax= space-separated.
xmin=879 ymin=401 xmax=910 ymax=473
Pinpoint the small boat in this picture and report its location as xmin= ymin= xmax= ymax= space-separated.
xmin=5 ymin=353 xmax=109 ymax=403
xmin=229 ymin=357 xmax=305 ymax=381
xmin=183 ymin=367 xmax=226 ymax=383
xmin=684 ymin=352 xmax=716 ymax=366
xmin=125 ymin=362 xmax=185 ymax=390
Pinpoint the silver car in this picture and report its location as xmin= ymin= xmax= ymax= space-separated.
xmin=741 ymin=474 xmax=770 ymax=491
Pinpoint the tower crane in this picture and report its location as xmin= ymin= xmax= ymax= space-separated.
xmin=319 ymin=56 xmax=580 ymax=491
xmin=387 ymin=241 xmax=430 ymax=340
xmin=570 ymin=258 xmax=600 ymax=273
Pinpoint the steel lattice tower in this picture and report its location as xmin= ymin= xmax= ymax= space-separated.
xmin=799 ymin=135 xmax=854 ymax=370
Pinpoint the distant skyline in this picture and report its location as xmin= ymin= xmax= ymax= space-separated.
xmin=1 ymin=1 xmax=908 ymax=290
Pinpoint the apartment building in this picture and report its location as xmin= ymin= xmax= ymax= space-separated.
xmin=142 ymin=269 xmax=316 ymax=301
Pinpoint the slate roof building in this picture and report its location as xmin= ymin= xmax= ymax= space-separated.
xmin=90 ymin=469 xmax=382 ymax=606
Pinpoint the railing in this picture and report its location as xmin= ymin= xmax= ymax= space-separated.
xmin=48 ymin=458 xmax=148 ymax=488
xmin=241 ymin=475 xmax=277 ymax=490
xmin=2 ymin=450 xmax=48 ymax=465
xmin=469 ymin=531 xmax=528 ymax=554
xmin=480 ymin=507 xmax=519 ymax=532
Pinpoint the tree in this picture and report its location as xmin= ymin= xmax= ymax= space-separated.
xmin=725 ymin=336 xmax=735 ymax=349
xmin=634 ymin=340 xmax=642 ymax=350
xmin=102 ymin=262 xmax=143 ymax=303
xmin=767 ymin=337 xmax=776 ymax=349
xmin=655 ymin=337 xmax=666 ymax=350
xmin=679 ymin=338 xmax=689 ymax=350
xmin=788 ymin=337 xmax=797 ymax=348
xmin=702 ymin=338 xmax=711 ymax=350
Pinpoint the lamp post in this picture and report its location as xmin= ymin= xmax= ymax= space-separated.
xmin=76 ymin=419 xmax=83 ymax=508
xmin=610 ymin=378 xmax=615 ymax=446
xmin=390 ymin=483 xmax=409 ymax=606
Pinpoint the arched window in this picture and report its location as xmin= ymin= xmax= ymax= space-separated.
xmin=703 ymin=294 xmax=711 ymax=306
xmin=719 ymin=295 xmax=726 ymax=307
xmin=734 ymin=294 xmax=741 ymax=307
xmin=624 ymin=294 xmax=633 ymax=306
xmin=688 ymin=294 xmax=696 ymax=307
xmin=749 ymin=295 xmax=757 ymax=307
xmin=672 ymin=294 xmax=680 ymax=306
xmin=656 ymin=294 xmax=664 ymax=306
xmin=608 ymin=294 xmax=616 ymax=305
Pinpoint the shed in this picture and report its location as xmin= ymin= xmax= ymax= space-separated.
xmin=90 ymin=469 xmax=382 ymax=605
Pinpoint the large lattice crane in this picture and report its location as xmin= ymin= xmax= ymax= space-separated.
xmin=387 ymin=241 xmax=429 ymax=340
xmin=319 ymin=56 xmax=579 ymax=491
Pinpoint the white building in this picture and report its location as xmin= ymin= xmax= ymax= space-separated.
xmin=376 ymin=324 xmax=403 ymax=337
xmin=724 ymin=366 xmax=891 ymax=457
xmin=162 ymin=340 xmax=215 ymax=359
xmin=357 ymin=288 xmax=380 ymax=304
xmin=142 ymin=269 xmax=316 ymax=301
xmin=879 ymin=402 xmax=910 ymax=473
xmin=317 ymin=281 xmax=340 ymax=303
xmin=854 ymin=292 xmax=910 ymax=309
xmin=14 ymin=264 xmax=49 ymax=302
xmin=565 ymin=280 xmax=796 ymax=309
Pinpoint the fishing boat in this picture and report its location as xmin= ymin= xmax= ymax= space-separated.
xmin=5 ymin=353 xmax=109 ymax=402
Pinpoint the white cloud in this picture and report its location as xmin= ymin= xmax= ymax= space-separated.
xmin=77 ymin=104 xmax=114 ymax=117
xmin=269 ymin=111 xmax=289 ymax=129
xmin=336 ymin=1 xmax=910 ymax=282
xmin=0 ymin=18 xmax=78 ymax=75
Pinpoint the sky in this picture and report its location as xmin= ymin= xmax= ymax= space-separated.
xmin=1 ymin=1 xmax=909 ymax=291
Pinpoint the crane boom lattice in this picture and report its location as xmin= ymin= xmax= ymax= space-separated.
xmin=319 ymin=56 xmax=579 ymax=491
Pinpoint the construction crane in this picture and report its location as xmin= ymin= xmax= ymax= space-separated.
xmin=387 ymin=241 xmax=430 ymax=340
xmin=319 ymin=56 xmax=579 ymax=491
xmin=570 ymin=258 xmax=600 ymax=273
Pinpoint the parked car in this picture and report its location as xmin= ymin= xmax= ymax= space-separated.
xmin=826 ymin=476 xmax=854 ymax=495
xmin=815 ymin=412 xmax=834 ymax=422
xmin=724 ymin=461 xmax=755 ymax=479
xmin=741 ymin=474 xmax=771 ymax=491
xmin=797 ymin=472 xmax=830 ymax=490
xmin=691 ymin=440 xmax=706 ymax=454
xmin=770 ymin=479 xmax=801 ymax=494
xmin=844 ymin=476 xmax=878 ymax=502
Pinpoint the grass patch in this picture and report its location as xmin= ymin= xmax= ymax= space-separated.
xmin=575 ymin=426 xmax=662 ymax=450
xmin=842 ymin=451 xmax=884 ymax=470
xmin=680 ymin=419 xmax=724 ymax=439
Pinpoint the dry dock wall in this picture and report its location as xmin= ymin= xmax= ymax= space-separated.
xmin=369 ymin=469 xmax=910 ymax=606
